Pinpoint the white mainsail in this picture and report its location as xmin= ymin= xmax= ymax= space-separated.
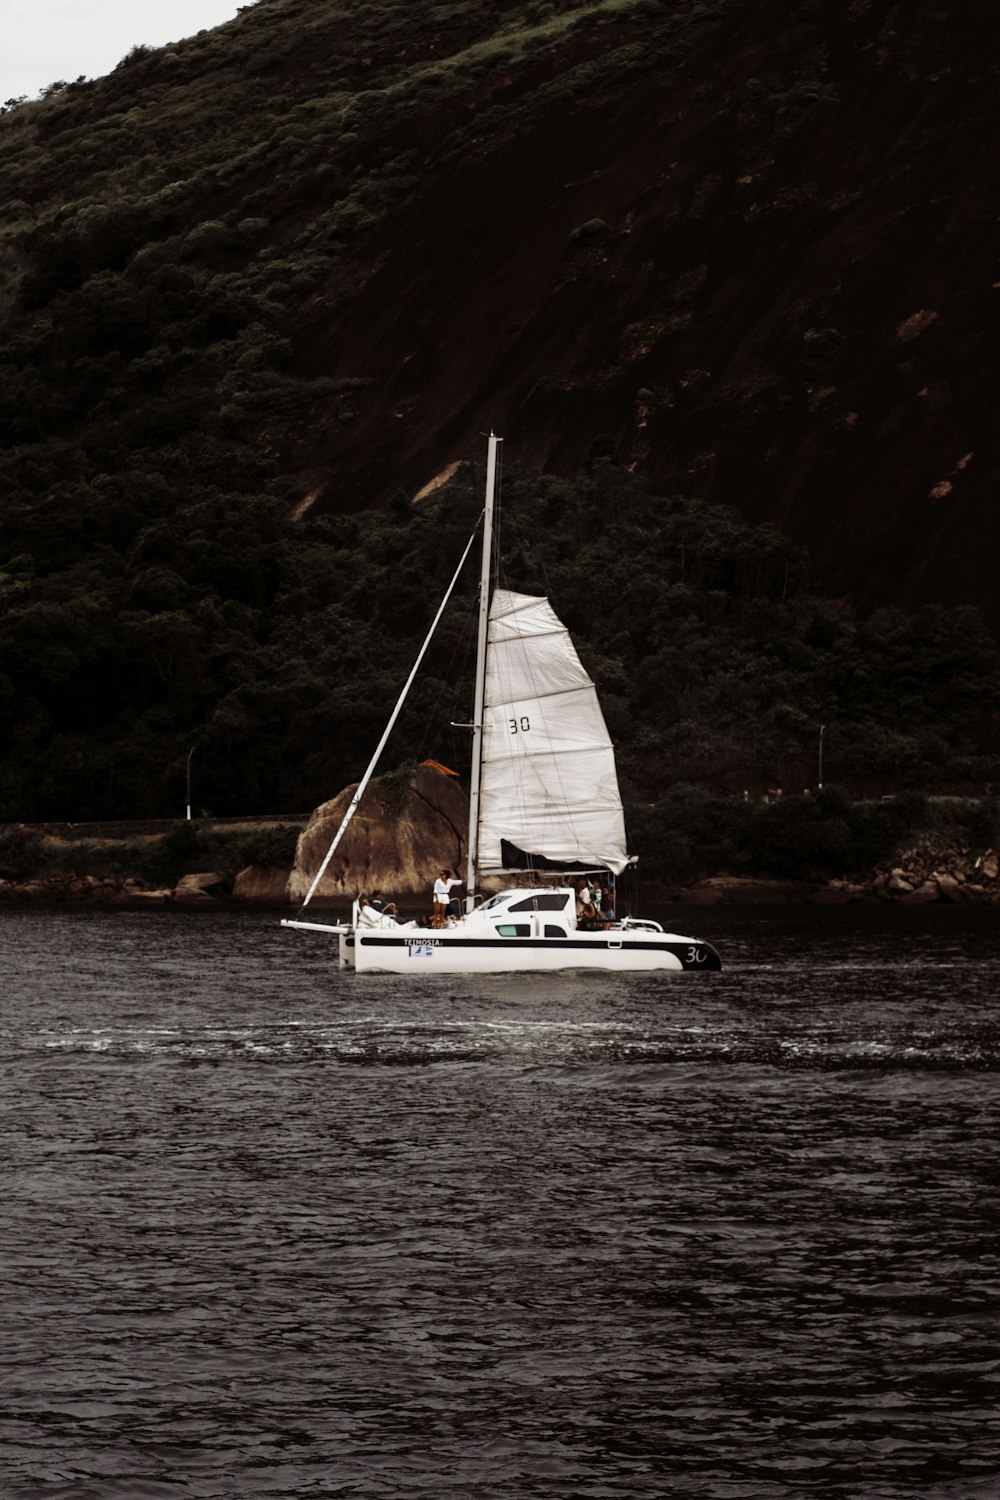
xmin=476 ymin=588 xmax=630 ymax=875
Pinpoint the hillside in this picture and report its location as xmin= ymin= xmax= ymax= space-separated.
xmin=4 ymin=0 xmax=999 ymax=610
xmin=1 ymin=0 xmax=999 ymax=821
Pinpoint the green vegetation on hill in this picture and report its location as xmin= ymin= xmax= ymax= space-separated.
xmin=2 ymin=0 xmax=999 ymax=850
xmin=1 ymin=453 xmax=998 ymax=823
xmin=629 ymin=787 xmax=1000 ymax=886
xmin=0 ymin=0 xmax=734 ymax=488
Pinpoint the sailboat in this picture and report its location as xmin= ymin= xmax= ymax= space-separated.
xmin=282 ymin=435 xmax=721 ymax=974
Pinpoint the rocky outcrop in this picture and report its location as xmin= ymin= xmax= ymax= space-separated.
xmin=0 ymin=771 xmax=470 ymax=906
xmin=866 ymin=841 xmax=1000 ymax=905
xmin=287 ymin=762 xmax=469 ymax=905
xmin=662 ymin=839 xmax=1000 ymax=905
xmin=0 ymin=874 xmax=171 ymax=904
xmin=0 ymin=869 xmax=226 ymax=905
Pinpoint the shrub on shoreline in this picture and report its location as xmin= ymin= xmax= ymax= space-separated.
xmin=628 ymin=787 xmax=999 ymax=886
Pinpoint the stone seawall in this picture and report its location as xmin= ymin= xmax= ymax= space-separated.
xmin=0 ymin=865 xmax=297 ymax=908
xmin=0 ymin=816 xmax=308 ymax=908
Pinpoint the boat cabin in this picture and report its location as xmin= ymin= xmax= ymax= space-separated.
xmin=469 ymin=886 xmax=582 ymax=939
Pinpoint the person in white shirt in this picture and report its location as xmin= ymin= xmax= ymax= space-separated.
xmin=432 ymin=868 xmax=462 ymax=927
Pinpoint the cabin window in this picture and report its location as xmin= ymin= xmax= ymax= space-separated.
xmin=509 ymin=894 xmax=570 ymax=913
xmin=495 ymin=924 xmax=530 ymax=937
xmin=544 ymin=925 xmax=566 ymax=938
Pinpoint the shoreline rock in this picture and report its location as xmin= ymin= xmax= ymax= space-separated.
xmin=287 ymin=762 xmax=469 ymax=903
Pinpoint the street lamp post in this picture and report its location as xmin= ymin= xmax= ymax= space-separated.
xmin=818 ymin=724 xmax=825 ymax=791
xmin=186 ymin=747 xmax=196 ymax=821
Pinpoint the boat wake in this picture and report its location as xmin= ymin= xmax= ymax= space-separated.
xmin=28 ymin=1015 xmax=1000 ymax=1071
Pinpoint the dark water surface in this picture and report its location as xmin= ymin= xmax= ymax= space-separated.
xmin=2 ymin=904 xmax=999 ymax=1499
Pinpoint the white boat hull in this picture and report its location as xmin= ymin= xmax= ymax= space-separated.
xmin=348 ymin=928 xmax=720 ymax=975
xmin=286 ymin=890 xmax=722 ymax=975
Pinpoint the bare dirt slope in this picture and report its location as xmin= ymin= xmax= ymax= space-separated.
xmin=290 ymin=0 xmax=999 ymax=625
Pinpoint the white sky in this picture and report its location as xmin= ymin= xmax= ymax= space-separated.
xmin=4 ymin=2 xmax=244 ymax=104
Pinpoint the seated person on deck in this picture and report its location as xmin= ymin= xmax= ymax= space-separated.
xmin=576 ymin=878 xmax=608 ymax=930
xmin=357 ymin=894 xmax=395 ymax=928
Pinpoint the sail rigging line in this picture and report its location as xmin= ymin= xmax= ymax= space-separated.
xmin=298 ymin=513 xmax=484 ymax=912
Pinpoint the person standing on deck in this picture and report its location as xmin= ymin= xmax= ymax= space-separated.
xmin=433 ymin=869 xmax=462 ymax=927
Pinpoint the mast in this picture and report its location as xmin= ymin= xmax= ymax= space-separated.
xmin=464 ymin=433 xmax=500 ymax=907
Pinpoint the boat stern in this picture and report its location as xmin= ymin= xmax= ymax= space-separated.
xmin=676 ymin=938 xmax=722 ymax=971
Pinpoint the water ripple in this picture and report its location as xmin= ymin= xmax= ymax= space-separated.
xmin=2 ymin=904 xmax=999 ymax=1499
